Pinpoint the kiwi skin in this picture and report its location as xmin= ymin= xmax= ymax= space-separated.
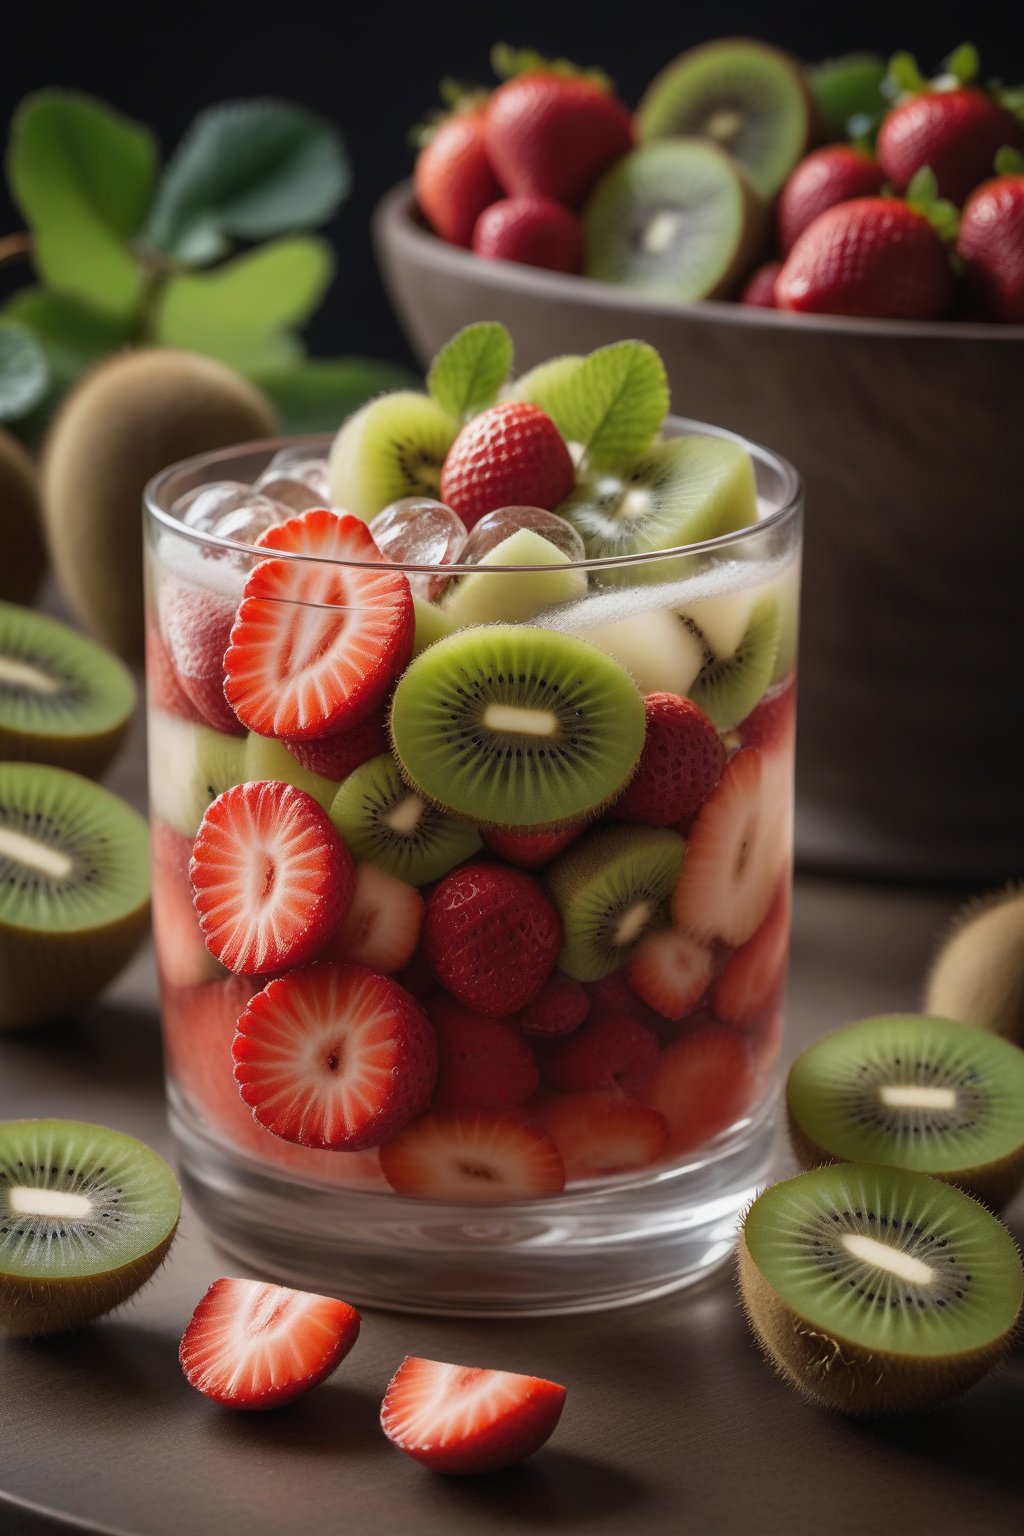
xmin=924 ymin=887 xmax=1024 ymax=1048
xmin=0 ymin=428 xmax=46 ymax=604
xmin=1 ymin=1224 xmax=178 ymax=1338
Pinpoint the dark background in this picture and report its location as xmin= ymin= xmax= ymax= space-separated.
xmin=3 ymin=2 xmax=1022 ymax=369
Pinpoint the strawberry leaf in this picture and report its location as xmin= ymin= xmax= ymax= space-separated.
xmin=994 ymin=145 xmax=1024 ymax=175
xmin=885 ymin=52 xmax=927 ymax=100
xmin=944 ymin=43 xmax=979 ymax=85
xmin=427 ymin=322 xmax=513 ymax=420
xmin=509 ymin=341 xmax=668 ymax=469
xmin=0 ymin=320 xmax=50 ymax=422
xmin=491 ymin=42 xmax=613 ymax=91
xmin=906 ymin=168 xmax=960 ymax=242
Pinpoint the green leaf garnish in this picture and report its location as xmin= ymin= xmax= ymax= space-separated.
xmin=146 ymin=100 xmax=350 ymax=264
xmin=253 ymin=357 xmax=419 ymax=433
xmin=2 ymin=289 xmax=132 ymax=392
xmin=944 ymin=42 xmax=979 ymax=84
xmin=994 ymin=145 xmax=1024 ymax=176
xmin=0 ymin=320 xmax=50 ymax=422
xmin=508 ymin=341 xmax=668 ymax=469
xmin=905 ymin=167 xmax=960 ymax=242
xmin=7 ymin=92 xmax=155 ymax=316
xmin=427 ymin=322 xmax=514 ymax=420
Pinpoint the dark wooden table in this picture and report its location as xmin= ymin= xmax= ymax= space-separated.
xmin=1 ymin=717 xmax=1020 ymax=1536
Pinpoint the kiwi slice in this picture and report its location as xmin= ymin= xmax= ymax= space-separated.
xmin=330 ymin=752 xmax=481 ymax=883
xmin=444 ymin=529 xmax=588 ymax=627
xmin=505 ymin=356 xmax=584 ymax=420
xmin=924 ymin=888 xmax=1024 ymax=1047
xmin=244 ymin=733 xmax=338 ymax=814
xmin=739 ymin=1163 xmax=1023 ymax=1416
xmin=786 ymin=1014 xmax=1024 ymax=1210
xmin=147 ymin=707 xmax=246 ymax=839
xmin=583 ymin=141 xmax=762 ymax=302
xmin=688 ymin=594 xmax=781 ymax=730
xmin=807 ymin=54 xmax=887 ymax=141
xmin=0 ymin=600 xmax=136 ymax=777
xmin=538 ymin=589 xmax=707 ymax=697
xmin=327 ymin=391 xmax=459 ymax=521
xmin=0 ymin=1119 xmax=179 ymax=1337
xmin=390 ymin=624 xmax=646 ymax=829
xmin=636 ymin=39 xmax=814 ymax=200
xmin=546 ymin=824 xmax=685 ymax=980
xmin=412 ymin=594 xmax=455 ymax=656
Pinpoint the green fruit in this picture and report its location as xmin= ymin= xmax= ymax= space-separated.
xmin=147 ymin=708 xmax=247 ymax=839
xmin=244 ymin=733 xmax=338 ymax=813
xmin=327 ymin=391 xmax=458 ymax=520
xmin=923 ymin=888 xmax=1024 ymax=1048
xmin=504 ymin=356 xmax=585 ymax=423
xmin=0 ymin=428 xmax=46 ymax=605
xmin=0 ymin=1119 xmax=180 ymax=1337
xmin=739 ymin=1163 xmax=1023 ymax=1416
xmin=546 ymin=824 xmax=685 ymax=980
xmin=390 ymin=623 xmax=646 ymax=829
xmin=0 ymin=764 xmax=150 ymax=1030
xmin=443 ymin=528 xmax=588 ymax=627
xmin=807 ymin=54 xmax=888 ymax=141
xmin=413 ymin=594 xmax=456 ymax=655
xmin=0 ymin=600 xmax=136 ymax=777
xmin=329 ymin=753 xmax=481 ymax=884
xmin=537 ymin=591 xmax=707 ymax=696
xmin=689 ymin=594 xmax=781 ymax=730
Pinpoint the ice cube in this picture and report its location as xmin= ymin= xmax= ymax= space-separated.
xmin=253 ymin=475 xmax=326 ymax=513
xmin=262 ymin=447 xmax=333 ymax=503
xmin=462 ymin=506 xmax=585 ymax=565
xmin=369 ymin=497 xmax=468 ymax=600
xmin=170 ymin=482 xmax=288 ymax=578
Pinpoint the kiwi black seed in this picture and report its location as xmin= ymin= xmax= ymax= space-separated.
xmin=739 ymin=1163 xmax=1023 ymax=1416
xmin=0 ymin=762 xmax=150 ymax=1029
xmin=0 ymin=600 xmax=136 ymax=777
xmin=924 ymin=886 xmax=1024 ymax=1047
xmin=328 ymin=391 xmax=459 ymax=520
xmin=0 ymin=1119 xmax=180 ymax=1337
xmin=786 ymin=1013 xmax=1024 ymax=1209
xmin=330 ymin=752 xmax=481 ymax=884
xmin=687 ymin=594 xmax=781 ymax=731
xmin=389 ymin=623 xmax=646 ymax=829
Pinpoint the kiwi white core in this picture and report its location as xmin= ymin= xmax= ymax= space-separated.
xmin=0 ymin=825 xmax=74 ymax=879
xmin=643 ymin=213 xmax=685 ymax=256
xmin=614 ymin=901 xmax=653 ymax=947
xmin=8 ymin=1186 xmax=93 ymax=1220
xmin=483 ymin=704 xmax=558 ymax=737
xmin=385 ymin=795 xmax=426 ymax=836
xmin=840 ymin=1232 xmax=936 ymax=1286
xmin=706 ymin=108 xmax=743 ymax=145
xmin=879 ymin=1084 xmax=958 ymax=1111
xmin=0 ymin=656 xmax=61 ymax=693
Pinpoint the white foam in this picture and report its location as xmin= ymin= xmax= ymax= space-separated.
xmin=534 ymin=554 xmax=795 ymax=634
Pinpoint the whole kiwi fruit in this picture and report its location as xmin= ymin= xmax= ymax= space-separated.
xmin=0 ymin=426 xmax=47 ymax=604
xmin=924 ymin=887 xmax=1024 ymax=1047
xmin=42 ymin=350 xmax=277 ymax=663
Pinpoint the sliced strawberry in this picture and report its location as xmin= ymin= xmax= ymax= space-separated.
xmin=232 ymin=963 xmax=438 ymax=1150
xmin=427 ymin=994 xmax=539 ymax=1112
xmin=481 ymin=824 xmax=584 ymax=870
xmin=380 ymin=1355 xmax=566 ymax=1474
xmin=161 ymin=582 xmax=244 ymax=736
xmin=179 ymin=1276 xmax=360 ymax=1410
xmin=542 ymin=1011 xmax=660 ymax=1094
xmin=190 ymin=781 xmax=354 ymax=976
xmin=634 ymin=1025 xmax=756 ymax=1154
xmin=224 ymin=510 xmax=414 ymax=740
xmin=423 ymin=863 xmax=562 ymax=1017
xmin=518 ymin=972 xmax=591 ymax=1038
xmin=610 ymin=693 xmax=725 ymax=828
xmin=715 ymin=879 xmax=791 ymax=1029
xmin=626 ymin=928 xmax=713 ymax=1022
xmin=324 ymin=864 xmax=424 ymax=974
xmin=283 ymin=708 xmax=388 ymax=782
xmin=145 ymin=615 xmax=202 ymax=722
xmin=379 ymin=1111 xmax=565 ymax=1202
xmin=738 ymin=675 xmax=796 ymax=753
xmin=535 ymin=1091 xmax=669 ymax=1180
xmin=152 ymin=822 xmax=222 ymax=989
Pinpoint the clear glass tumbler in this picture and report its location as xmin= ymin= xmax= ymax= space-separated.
xmin=144 ymin=424 xmax=802 ymax=1315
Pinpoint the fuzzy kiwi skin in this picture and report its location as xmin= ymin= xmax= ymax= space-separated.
xmin=924 ymin=888 xmax=1024 ymax=1048
xmin=0 ymin=708 xmax=132 ymax=781
xmin=42 ymin=350 xmax=276 ymax=663
xmin=0 ymin=1224 xmax=178 ymax=1338
xmin=0 ymin=897 xmax=151 ymax=1031
xmin=0 ymin=428 xmax=47 ymax=604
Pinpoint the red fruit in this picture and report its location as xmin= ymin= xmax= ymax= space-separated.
xmin=324 ymin=863 xmax=424 ymax=973
xmin=423 ymin=863 xmax=562 ymax=1017
xmin=481 ymin=823 xmax=584 ymax=870
xmin=877 ymin=87 xmax=1022 ymax=205
xmin=738 ymin=675 xmax=796 ymax=752
xmin=472 ymin=195 xmax=583 ymax=273
xmin=586 ymin=971 xmax=664 ymax=1029
xmin=635 ymin=1025 xmax=756 ymax=1154
xmin=160 ymin=582 xmax=243 ymax=736
xmin=283 ymin=709 xmax=388 ymax=782
xmin=518 ymin=972 xmax=591 ymax=1038
xmin=394 ymin=944 xmax=438 ymax=1002
xmin=958 ymin=172 xmax=1024 ymax=322
xmin=776 ymin=198 xmax=954 ymax=320
xmin=145 ymin=616 xmax=202 ymax=722
xmin=414 ymin=103 xmax=502 ymax=248
xmin=777 ymin=147 xmax=887 ymax=256
xmin=739 ymin=261 xmax=782 ymax=308
xmin=381 ymin=1355 xmax=566 ymax=1474
xmin=233 ymin=963 xmax=438 ymax=1151
xmin=485 ymin=71 xmax=634 ymax=207
xmin=379 ymin=1111 xmax=565 ymax=1201
xmin=152 ymin=822 xmax=220 ymax=989
xmin=224 ymin=510 xmax=413 ymax=740
xmin=715 ymin=879 xmax=791 ymax=1029
xmin=439 ymin=402 xmax=575 ymax=529
xmin=626 ymin=929 xmax=713 ymax=1021
xmin=542 ymin=1010 xmax=659 ymax=1094
xmin=611 ymin=693 xmax=724 ymax=827
xmin=427 ymin=994 xmax=539 ymax=1112
xmin=536 ymin=1090 xmax=669 ymax=1180
xmin=180 ymin=1276 xmax=360 ymax=1410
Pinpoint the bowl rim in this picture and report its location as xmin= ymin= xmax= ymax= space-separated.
xmin=375 ymin=179 xmax=1024 ymax=344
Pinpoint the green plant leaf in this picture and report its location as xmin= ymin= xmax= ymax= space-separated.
xmin=0 ymin=320 xmax=50 ymax=421
xmin=147 ymin=100 xmax=350 ymax=264
xmin=153 ymin=236 xmax=334 ymax=364
xmin=252 ymin=357 xmax=420 ymax=434
xmin=3 ymin=288 xmax=132 ymax=390
xmin=510 ymin=341 xmax=669 ymax=468
xmin=427 ymin=322 xmax=513 ymax=419
xmin=7 ymin=92 xmax=155 ymax=316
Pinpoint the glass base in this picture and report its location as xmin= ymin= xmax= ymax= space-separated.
xmin=170 ymin=1088 xmax=779 ymax=1316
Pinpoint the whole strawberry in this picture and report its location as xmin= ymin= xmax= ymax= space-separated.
xmin=958 ymin=160 xmax=1024 ymax=321
xmin=423 ymin=862 xmax=562 ymax=1017
xmin=439 ymin=401 xmax=575 ymax=528
xmin=878 ymin=87 xmax=1022 ymax=205
xmin=415 ymin=100 xmax=501 ymax=248
xmin=777 ymin=147 xmax=888 ymax=256
xmin=738 ymin=261 xmax=782 ymax=308
xmin=472 ymin=195 xmax=583 ymax=273
xmin=611 ymin=694 xmax=725 ymax=828
xmin=775 ymin=197 xmax=954 ymax=320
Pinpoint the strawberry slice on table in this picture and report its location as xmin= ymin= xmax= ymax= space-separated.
xmin=626 ymin=928 xmax=713 ymax=1021
xmin=233 ymin=963 xmax=438 ymax=1151
xmin=536 ymin=1090 xmax=669 ymax=1181
xmin=715 ymin=879 xmax=792 ymax=1029
xmin=223 ymin=510 xmax=414 ymax=740
xmin=380 ymin=1355 xmax=567 ymax=1475
xmin=423 ymin=863 xmax=562 ymax=1017
xmin=379 ymin=1111 xmax=565 ymax=1202
xmin=611 ymin=693 xmax=725 ymax=828
xmin=634 ymin=1025 xmax=756 ymax=1155
xmin=439 ymin=402 xmax=576 ymax=528
xmin=190 ymin=781 xmax=354 ymax=976
xmin=324 ymin=863 xmax=424 ymax=974
xmin=180 ymin=1276 xmax=360 ymax=1410
xmin=427 ymin=994 xmax=540 ymax=1112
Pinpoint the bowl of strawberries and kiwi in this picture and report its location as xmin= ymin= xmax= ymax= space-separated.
xmin=375 ymin=37 xmax=1024 ymax=882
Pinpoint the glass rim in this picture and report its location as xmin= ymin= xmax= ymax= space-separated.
xmin=143 ymin=415 xmax=803 ymax=577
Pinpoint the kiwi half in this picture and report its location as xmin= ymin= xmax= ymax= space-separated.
xmin=390 ymin=624 xmax=646 ymax=829
xmin=443 ymin=528 xmax=588 ymax=627
xmin=0 ymin=763 xmax=150 ymax=1029
xmin=0 ymin=1119 xmax=180 ymax=1337
xmin=147 ymin=708 xmax=246 ymax=839
xmin=924 ymin=887 xmax=1024 ymax=1047
xmin=688 ymin=594 xmax=781 ymax=730
xmin=328 ymin=391 xmax=458 ymax=521
xmin=739 ymin=1163 xmax=1023 ymax=1416
xmin=637 ymin=38 xmax=815 ymax=200
xmin=330 ymin=752 xmax=481 ymax=884
xmin=0 ymin=600 xmax=136 ymax=776
xmin=244 ymin=732 xmax=339 ymax=814
xmin=786 ymin=1014 xmax=1024 ymax=1209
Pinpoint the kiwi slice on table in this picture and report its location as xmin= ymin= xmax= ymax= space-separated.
xmin=636 ymin=38 xmax=815 ymax=201
xmin=327 ymin=392 xmax=459 ymax=521
xmin=330 ymin=752 xmax=481 ymax=884
xmin=739 ymin=1163 xmax=1023 ymax=1416
xmin=807 ymin=53 xmax=887 ymax=141
xmin=444 ymin=529 xmax=588 ymax=627
xmin=583 ymin=141 xmax=763 ymax=302
xmin=0 ymin=1119 xmax=180 ymax=1337
xmin=390 ymin=624 xmax=646 ymax=829
xmin=786 ymin=1014 xmax=1024 ymax=1209
xmin=0 ymin=600 xmax=136 ymax=777
xmin=244 ymin=733 xmax=338 ymax=814
xmin=147 ymin=708 xmax=246 ymax=839
xmin=688 ymin=594 xmax=781 ymax=730
xmin=546 ymin=824 xmax=685 ymax=980
xmin=924 ymin=888 xmax=1024 ymax=1047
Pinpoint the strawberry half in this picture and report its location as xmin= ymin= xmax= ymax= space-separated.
xmin=626 ymin=928 xmax=713 ymax=1021
xmin=161 ymin=581 xmax=243 ymax=736
xmin=423 ymin=863 xmax=562 ymax=1017
xmin=427 ymin=994 xmax=540 ymax=1112
xmin=610 ymin=693 xmax=725 ymax=828
xmin=190 ymin=781 xmax=354 ymax=976
xmin=381 ymin=1355 xmax=566 ymax=1474
xmin=379 ymin=1111 xmax=565 ymax=1202
xmin=224 ymin=510 xmax=413 ymax=740
xmin=635 ymin=1025 xmax=756 ymax=1154
xmin=541 ymin=1010 xmax=660 ymax=1094
xmin=715 ymin=878 xmax=791 ymax=1029
xmin=145 ymin=615 xmax=203 ymax=723
xmin=439 ymin=403 xmax=575 ymax=529
xmin=536 ymin=1090 xmax=669 ymax=1180
xmin=179 ymin=1276 xmax=360 ymax=1410
xmin=324 ymin=863 xmax=424 ymax=973
xmin=232 ymin=963 xmax=438 ymax=1150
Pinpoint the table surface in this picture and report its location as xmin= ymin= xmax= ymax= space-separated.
xmin=1 ymin=715 xmax=1021 ymax=1536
